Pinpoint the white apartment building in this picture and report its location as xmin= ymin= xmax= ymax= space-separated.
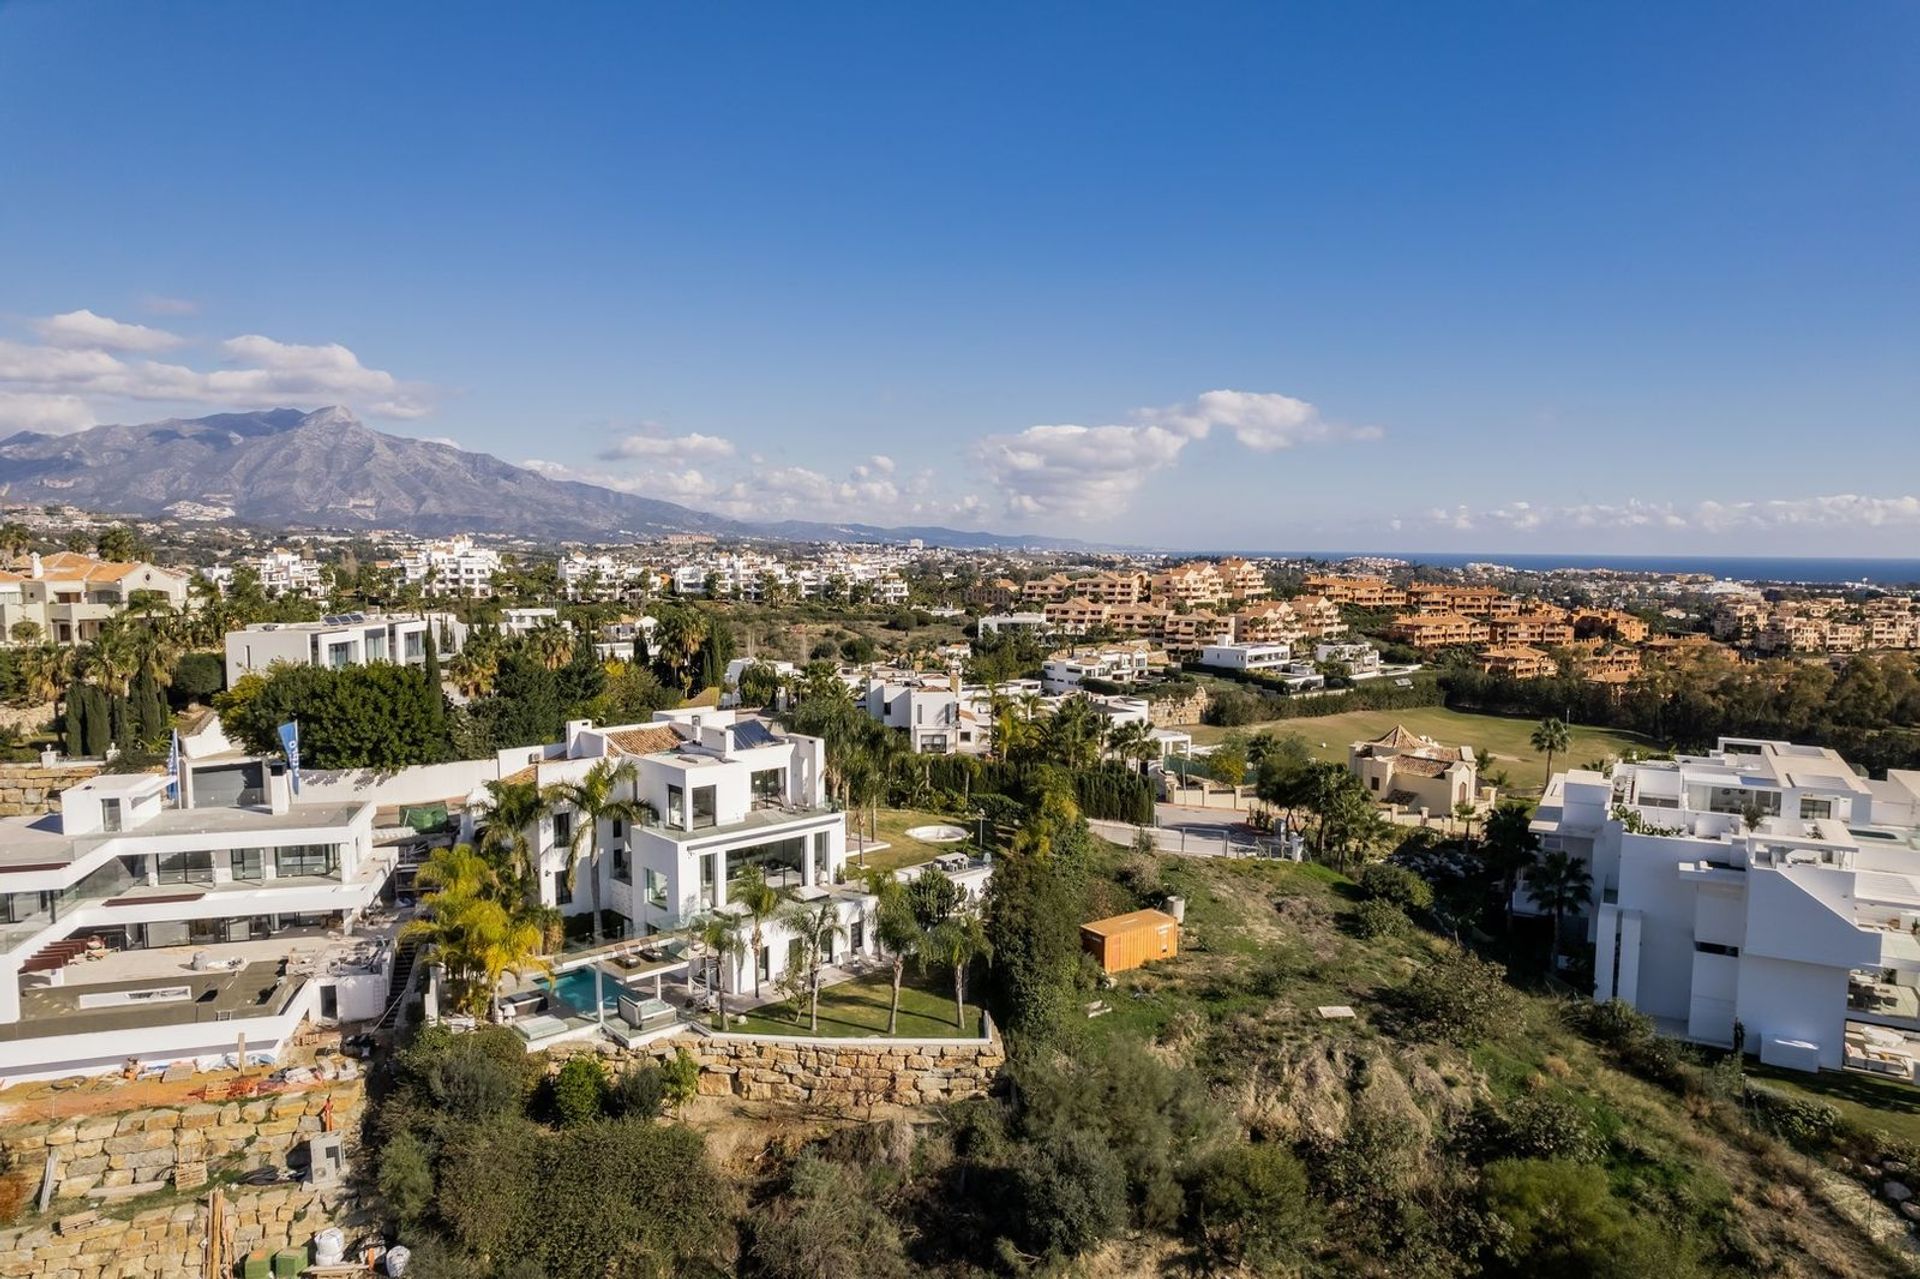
xmin=224 ymin=612 xmax=455 ymax=686
xmin=0 ymin=552 xmax=192 ymax=647
xmin=559 ymin=553 xmax=655 ymax=601
xmin=395 ymin=536 xmax=502 ymax=598
xmin=1533 ymin=738 xmax=1920 ymax=1077
xmin=0 ymin=765 xmax=399 ymax=1080
xmin=206 ymin=550 xmax=327 ymax=600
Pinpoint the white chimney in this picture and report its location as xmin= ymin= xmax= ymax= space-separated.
xmin=28 ymin=552 xmax=42 ymax=579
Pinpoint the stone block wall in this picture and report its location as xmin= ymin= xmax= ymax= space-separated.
xmin=1147 ymin=687 xmax=1208 ymax=727
xmin=556 ymin=1030 xmax=1005 ymax=1110
xmin=1 ymin=1082 xmax=364 ymax=1202
xmin=0 ymin=1185 xmax=347 ymax=1279
xmin=0 ymin=763 xmax=101 ymax=817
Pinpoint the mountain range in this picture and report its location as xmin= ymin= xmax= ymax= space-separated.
xmin=0 ymin=407 xmax=1078 ymax=549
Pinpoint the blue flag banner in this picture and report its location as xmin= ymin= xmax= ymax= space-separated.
xmin=277 ymin=721 xmax=302 ymax=794
xmin=166 ymin=730 xmax=181 ymax=802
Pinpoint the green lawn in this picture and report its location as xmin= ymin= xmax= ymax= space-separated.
xmin=852 ymin=808 xmax=979 ymax=874
xmin=729 ymin=970 xmax=981 ymax=1039
xmin=1745 ymin=1060 xmax=1920 ymax=1147
xmin=1187 ymin=705 xmax=1650 ymax=794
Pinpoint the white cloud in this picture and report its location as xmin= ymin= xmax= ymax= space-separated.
xmin=598 ymin=431 xmax=736 ymax=461
xmin=1147 ymin=389 xmax=1381 ymax=451
xmin=0 ymin=318 xmax=433 ymax=421
xmin=0 ymin=393 xmax=95 ymax=435
xmin=977 ymin=388 xmax=1377 ymax=521
xmin=33 ymin=309 xmax=184 ymax=353
xmin=1412 ymin=495 xmax=1920 ymax=538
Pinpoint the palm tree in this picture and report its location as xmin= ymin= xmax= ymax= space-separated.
xmin=652 ymin=606 xmax=709 ymax=691
xmin=527 ymin=618 xmax=575 ymax=671
xmin=547 ymin=759 xmax=650 ymax=944
xmin=924 ymin=911 xmax=991 ymax=1032
xmin=870 ymin=873 xmax=924 ymax=1035
xmin=1525 ymin=848 xmax=1593 ymax=970
xmin=782 ymin=900 xmax=846 ymax=1033
xmin=1106 ymin=719 xmax=1156 ymax=774
xmin=1530 ymin=717 xmax=1572 ymax=788
xmin=414 ymin=841 xmax=502 ymax=901
xmin=1453 ymin=799 xmax=1479 ymax=845
xmin=732 ymin=865 xmax=782 ymax=999
xmin=701 ymin=912 xmax=747 ymax=1029
xmin=475 ymin=777 xmax=557 ymax=894
xmin=8 ymin=619 xmax=41 ymax=645
xmin=404 ymin=853 xmax=552 ymax=1021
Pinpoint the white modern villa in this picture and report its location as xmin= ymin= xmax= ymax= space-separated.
xmin=1533 ymin=737 xmax=1920 ymax=1078
xmin=224 ymin=612 xmax=463 ymax=686
xmin=484 ymin=709 xmax=987 ymax=1012
xmin=0 ymin=762 xmax=403 ymax=1082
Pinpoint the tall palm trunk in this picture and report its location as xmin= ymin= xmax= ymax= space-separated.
xmin=952 ymin=964 xmax=966 ymax=1030
xmin=588 ymin=846 xmax=605 ymax=944
xmin=752 ymin=923 xmax=765 ymax=998
xmin=809 ymin=962 xmax=822 ymax=1033
xmin=889 ymin=955 xmax=905 ymax=1035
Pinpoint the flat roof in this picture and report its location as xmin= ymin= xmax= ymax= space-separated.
xmin=0 ymin=800 xmax=371 ymax=869
xmin=1080 ymin=909 xmax=1179 ymax=936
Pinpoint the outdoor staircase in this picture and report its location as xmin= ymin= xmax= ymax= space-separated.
xmin=375 ymin=937 xmax=422 ymax=1031
xmin=21 ymin=938 xmax=89 ymax=974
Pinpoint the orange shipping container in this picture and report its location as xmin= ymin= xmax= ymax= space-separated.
xmin=1080 ymin=909 xmax=1180 ymax=974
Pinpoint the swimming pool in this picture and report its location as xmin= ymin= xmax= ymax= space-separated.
xmin=545 ymin=967 xmax=620 ymax=1013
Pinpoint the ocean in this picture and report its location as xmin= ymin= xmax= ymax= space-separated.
xmin=1249 ymin=552 xmax=1920 ymax=587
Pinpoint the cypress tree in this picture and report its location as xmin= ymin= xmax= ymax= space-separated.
xmin=81 ymin=685 xmax=111 ymax=757
xmin=63 ymin=694 xmax=83 ymax=758
xmin=422 ymin=630 xmax=448 ymax=746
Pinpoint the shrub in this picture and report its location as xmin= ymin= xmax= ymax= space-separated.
xmin=1359 ymin=862 xmax=1434 ymax=912
xmin=608 ymin=1062 xmax=666 ymax=1119
xmin=552 ymin=1054 xmax=608 ymax=1126
xmin=1401 ymin=950 xmax=1511 ymax=1045
xmin=1013 ymin=1128 xmax=1128 ymax=1258
xmin=1503 ymin=1091 xmax=1603 ymax=1163
xmin=1744 ymin=1085 xmax=1841 ymax=1152
xmin=661 ymin=1047 xmax=700 ymax=1114
xmin=376 ymin=1130 xmax=436 ymax=1230
xmin=1352 ymin=898 xmax=1407 ymax=940
xmin=1482 ymin=1158 xmax=1705 ymax=1277
xmin=751 ymin=1153 xmax=910 ymax=1279
xmin=1190 ymin=1141 xmax=1318 ymax=1269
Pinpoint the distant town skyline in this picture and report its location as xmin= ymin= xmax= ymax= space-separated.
xmin=2 ymin=3 xmax=1917 ymax=555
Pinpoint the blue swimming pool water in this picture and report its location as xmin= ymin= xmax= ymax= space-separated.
xmin=545 ymin=967 xmax=619 ymax=1012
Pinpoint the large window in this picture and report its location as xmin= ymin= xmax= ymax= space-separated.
xmin=645 ymin=868 xmax=668 ymax=911
xmin=612 ymin=845 xmax=631 ymax=884
xmin=667 ymin=784 xmax=685 ymax=827
xmin=100 ymin=799 xmax=123 ymax=833
xmin=751 ymin=768 xmax=786 ymax=807
xmin=230 ymin=848 xmax=265 ymax=881
xmin=553 ymin=869 xmax=572 ymax=906
xmin=553 ymin=811 xmax=573 ymax=848
xmin=275 ymin=844 xmax=339 ymax=879
xmin=157 ymin=851 xmax=215 ymax=885
xmin=692 ymin=786 xmax=717 ymax=830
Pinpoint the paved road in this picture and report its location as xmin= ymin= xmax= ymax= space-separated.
xmin=1091 ymin=804 xmax=1301 ymax=860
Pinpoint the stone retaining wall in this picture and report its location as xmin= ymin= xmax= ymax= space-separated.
xmin=1147 ymin=687 xmax=1208 ymax=727
xmin=557 ymin=1029 xmax=1005 ymax=1109
xmin=1 ymin=1081 xmax=364 ymax=1202
xmin=0 ymin=1185 xmax=347 ymax=1279
xmin=0 ymin=762 xmax=101 ymax=817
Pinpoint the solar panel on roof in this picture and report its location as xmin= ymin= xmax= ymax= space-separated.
xmin=731 ymin=720 xmax=780 ymax=749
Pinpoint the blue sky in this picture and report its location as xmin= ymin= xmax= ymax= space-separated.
xmin=2 ymin=1 xmax=1918 ymax=553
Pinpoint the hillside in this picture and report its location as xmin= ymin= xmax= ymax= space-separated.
xmin=0 ymin=407 xmax=1080 ymax=548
